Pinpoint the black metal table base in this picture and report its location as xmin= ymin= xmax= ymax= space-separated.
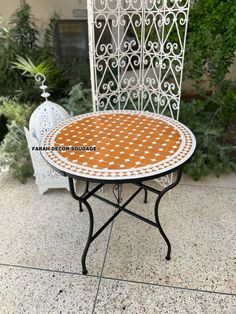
xmin=68 ymin=169 xmax=182 ymax=275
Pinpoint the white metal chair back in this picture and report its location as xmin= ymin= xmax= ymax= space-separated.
xmin=87 ymin=0 xmax=190 ymax=120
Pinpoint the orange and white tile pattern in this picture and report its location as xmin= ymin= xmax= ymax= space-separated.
xmin=40 ymin=110 xmax=196 ymax=181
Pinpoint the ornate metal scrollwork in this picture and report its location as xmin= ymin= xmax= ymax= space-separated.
xmin=88 ymin=0 xmax=190 ymax=120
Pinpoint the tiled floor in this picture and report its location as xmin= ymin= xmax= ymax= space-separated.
xmin=0 ymin=170 xmax=235 ymax=313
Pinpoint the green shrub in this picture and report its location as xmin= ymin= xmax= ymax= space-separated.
xmin=185 ymin=0 xmax=236 ymax=88
xmin=61 ymin=83 xmax=92 ymax=115
xmin=181 ymin=82 xmax=236 ymax=180
xmin=12 ymin=55 xmax=69 ymax=103
xmin=0 ymin=4 xmax=69 ymax=102
xmin=0 ymin=98 xmax=36 ymax=182
xmin=0 ymin=4 xmax=39 ymax=98
xmin=178 ymin=0 xmax=236 ymax=179
xmin=0 ymin=121 xmax=33 ymax=183
xmin=69 ymin=58 xmax=91 ymax=89
xmin=0 ymin=97 xmax=36 ymax=125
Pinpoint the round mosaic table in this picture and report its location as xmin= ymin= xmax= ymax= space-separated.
xmin=40 ymin=110 xmax=196 ymax=274
xmin=41 ymin=110 xmax=196 ymax=183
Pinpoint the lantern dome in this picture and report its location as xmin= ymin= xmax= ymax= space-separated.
xmin=29 ymin=100 xmax=69 ymax=141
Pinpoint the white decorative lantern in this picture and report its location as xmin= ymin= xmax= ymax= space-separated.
xmin=24 ymin=73 xmax=70 ymax=194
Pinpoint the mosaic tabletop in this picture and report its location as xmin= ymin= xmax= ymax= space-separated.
xmin=40 ymin=110 xmax=196 ymax=182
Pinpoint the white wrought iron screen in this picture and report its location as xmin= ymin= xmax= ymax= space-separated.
xmin=87 ymin=0 xmax=190 ymax=120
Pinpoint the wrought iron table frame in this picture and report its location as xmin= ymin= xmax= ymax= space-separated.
xmin=68 ymin=168 xmax=183 ymax=275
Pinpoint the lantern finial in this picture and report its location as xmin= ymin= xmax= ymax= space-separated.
xmin=35 ymin=73 xmax=51 ymax=101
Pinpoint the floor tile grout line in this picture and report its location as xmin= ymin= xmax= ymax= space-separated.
xmin=100 ymin=275 xmax=236 ymax=297
xmin=0 ymin=262 xmax=100 ymax=279
xmin=91 ymin=218 xmax=115 ymax=314
xmin=0 ymin=261 xmax=235 ymax=298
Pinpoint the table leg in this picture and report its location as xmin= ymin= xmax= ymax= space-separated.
xmin=154 ymin=169 xmax=182 ymax=260
xmin=79 ymin=181 xmax=89 ymax=212
xmin=112 ymin=184 xmax=123 ymax=206
xmin=144 ymin=187 xmax=148 ymax=203
xmin=69 ymin=178 xmax=104 ymax=275
xmin=80 ymin=198 xmax=94 ymax=274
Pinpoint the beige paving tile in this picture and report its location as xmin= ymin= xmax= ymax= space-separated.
xmin=94 ymin=278 xmax=236 ymax=314
xmin=0 ymin=265 xmax=99 ymax=314
xmin=102 ymin=184 xmax=236 ymax=293
xmin=0 ymin=170 xmax=11 ymax=188
xmin=0 ymin=180 xmax=115 ymax=275
xmin=180 ymin=173 xmax=236 ymax=189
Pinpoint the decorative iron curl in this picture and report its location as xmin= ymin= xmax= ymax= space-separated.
xmin=118 ymin=13 xmax=127 ymax=27
xmin=154 ymin=57 xmax=161 ymax=68
xmin=146 ymin=77 xmax=156 ymax=88
xmin=99 ymin=43 xmax=113 ymax=56
xmin=111 ymin=18 xmax=119 ymax=28
xmin=175 ymin=0 xmax=189 ymax=10
xmin=172 ymin=101 xmax=180 ymax=111
xmin=160 ymin=59 xmax=169 ymax=70
xmin=146 ymin=41 xmax=159 ymax=52
xmin=157 ymin=15 xmax=164 ymax=27
xmin=124 ymin=40 xmax=137 ymax=51
xmin=123 ymin=76 xmax=138 ymax=89
xmin=133 ymin=58 xmax=141 ymax=67
xmin=110 ymin=58 xmax=119 ymax=68
xmin=119 ymin=58 xmax=127 ymax=68
xmin=176 ymin=11 xmax=188 ymax=26
xmin=94 ymin=0 xmax=118 ymax=12
xmin=101 ymin=80 xmax=117 ymax=94
xmin=94 ymin=17 xmax=104 ymax=29
xmin=134 ymin=17 xmax=142 ymax=28
xmin=159 ymin=95 xmax=169 ymax=107
xmin=123 ymin=0 xmax=142 ymax=11
xmin=132 ymin=90 xmax=139 ymax=100
xmin=97 ymin=60 xmax=106 ymax=72
xmin=143 ymin=57 xmax=149 ymax=66
xmin=171 ymin=58 xmax=182 ymax=73
xmin=145 ymin=14 xmax=152 ymax=26
xmin=163 ymin=82 xmax=176 ymax=93
xmin=146 ymin=0 xmax=164 ymax=11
